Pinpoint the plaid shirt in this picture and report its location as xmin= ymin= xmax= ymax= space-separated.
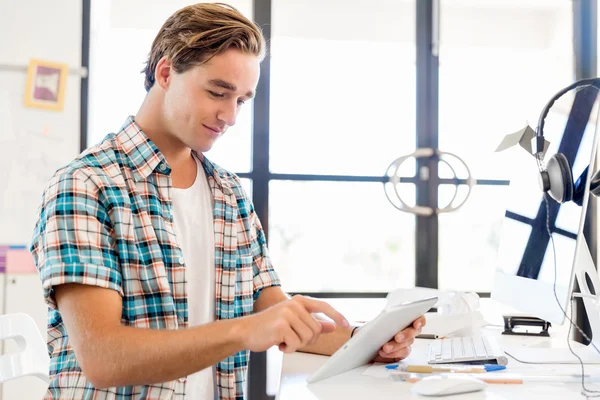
xmin=30 ymin=117 xmax=280 ymax=400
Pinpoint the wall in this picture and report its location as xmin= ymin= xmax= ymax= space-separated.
xmin=0 ymin=0 xmax=83 ymax=398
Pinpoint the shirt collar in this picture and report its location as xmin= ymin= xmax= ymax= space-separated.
xmin=193 ymin=151 xmax=233 ymax=195
xmin=115 ymin=116 xmax=233 ymax=194
xmin=115 ymin=116 xmax=167 ymax=181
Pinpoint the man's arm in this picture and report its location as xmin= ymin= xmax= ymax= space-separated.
xmin=254 ymin=286 xmax=425 ymax=359
xmin=57 ymin=283 xmax=349 ymax=389
xmin=254 ymin=287 xmax=352 ymax=355
xmin=55 ymin=284 xmax=246 ymax=389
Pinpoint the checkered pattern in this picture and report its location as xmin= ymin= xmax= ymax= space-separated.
xmin=30 ymin=116 xmax=280 ymax=399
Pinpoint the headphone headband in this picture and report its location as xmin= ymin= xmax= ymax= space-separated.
xmin=534 ymin=78 xmax=600 ymax=155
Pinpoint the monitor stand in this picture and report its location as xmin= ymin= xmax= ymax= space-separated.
xmin=504 ymin=237 xmax=600 ymax=364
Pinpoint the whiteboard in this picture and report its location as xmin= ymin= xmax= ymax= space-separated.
xmin=0 ymin=0 xmax=82 ymax=245
xmin=0 ymin=76 xmax=81 ymax=244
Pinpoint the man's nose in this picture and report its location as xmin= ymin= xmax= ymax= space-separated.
xmin=217 ymin=101 xmax=237 ymax=127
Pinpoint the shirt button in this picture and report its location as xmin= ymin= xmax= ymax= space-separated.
xmin=178 ymin=257 xmax=185 ymax=265
xmin=159 ymin=163 xmax=167 ymax=171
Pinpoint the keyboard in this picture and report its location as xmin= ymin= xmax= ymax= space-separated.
xmin=427 ymin=336 xmax=508 ymax=366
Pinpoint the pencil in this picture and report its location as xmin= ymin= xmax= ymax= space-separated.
xmin=403 ymin=377 xmax=522 ymax=384
xmin=399 ymin=365 xmax=486 ymax=374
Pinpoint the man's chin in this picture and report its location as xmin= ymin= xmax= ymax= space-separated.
xmin=191 ymin=142 xmax=214 ymax=154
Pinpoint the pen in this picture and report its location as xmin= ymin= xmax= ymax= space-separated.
xmin=390 ymin=372 xmax=600 ymax=384
xmin=403 ymin=376 xmax=522 ymax=384
xmin=385 ymin=364 xmax=506 ymax=373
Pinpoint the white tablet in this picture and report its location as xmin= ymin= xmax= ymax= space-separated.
xmin=307 ymin=296 xmax=437 ymax=383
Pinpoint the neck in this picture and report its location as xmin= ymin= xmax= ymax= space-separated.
xmin=135 ymin=91 xmax=192 ymax=168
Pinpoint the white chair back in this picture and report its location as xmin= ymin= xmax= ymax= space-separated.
xmin=0 ymin=313 xmax=49 ymax=383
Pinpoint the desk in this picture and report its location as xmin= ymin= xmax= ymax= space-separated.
xmin=276 ymin=318 xmax=600 ymax=399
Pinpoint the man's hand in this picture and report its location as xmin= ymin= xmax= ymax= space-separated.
xmin=242 ymin=295 xmax=350 ymax=354
xmin=372 ymin=315 xmax=426 ymax=363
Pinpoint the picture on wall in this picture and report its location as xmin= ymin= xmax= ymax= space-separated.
xmin=24 ymin=59 xmax=68 ymax=111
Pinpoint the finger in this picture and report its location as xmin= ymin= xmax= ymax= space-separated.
xmin=413 ymin=316 xmax=426 ymax=330
xmin=395 ymin=326 xmax=421 ymax=342
xmin=296 ymin=296 xmax=350 ymax=328
xmin=280 ymin=325 xmax=302 ymax=353
xmin=381 ymin=340 xmax=395 ymax=354
xmin=319 ymin=321 xmax=336 ymax=333
xmin=379 ymin=345 xmax=412 ymax=360
xmin=382 ymin=337 xmax=415 ymax=354
xmin=293 ymin=308 xmax=323 ymax=345
xmin=287 ymin=313 xmax=315 ymax=347
xmin=298 ymin=308 xmax=324 ymax=336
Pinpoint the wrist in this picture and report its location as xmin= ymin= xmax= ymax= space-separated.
xmin=229 ymin=317 xmax=251 ymax=351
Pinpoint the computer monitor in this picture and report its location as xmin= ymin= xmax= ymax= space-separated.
xmin=492 ymin=93 xmax=600 ymax=326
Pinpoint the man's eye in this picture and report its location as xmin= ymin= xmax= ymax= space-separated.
xmin=208 ymin=91 xmax=225 ymax=98
xmin=237 ymin=99 xmax=246 ymax=106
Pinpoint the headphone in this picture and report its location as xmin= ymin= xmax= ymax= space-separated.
xmin=384 ymin=148 xmax=476 ymax=216
xmin=534 ymin=78 xmax=600 ymax=204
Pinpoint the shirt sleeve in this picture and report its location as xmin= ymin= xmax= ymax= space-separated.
xmin=232 ymin=177 xmax=281 ymax=300
xmin=30 ymin=170 xmax=123 ymax=309
xmin=248 ymin=207 xmax=281 ymax=300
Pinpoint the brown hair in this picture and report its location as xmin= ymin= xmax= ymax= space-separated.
xmin=142 ymin=3 xmax=265 ymax=92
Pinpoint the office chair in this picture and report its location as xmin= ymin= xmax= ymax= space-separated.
xmin=0 ymin=313 xmax=49 ymax=384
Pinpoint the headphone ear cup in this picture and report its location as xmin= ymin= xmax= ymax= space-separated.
xmin=546 ymin=153 xmax=574 ymax=203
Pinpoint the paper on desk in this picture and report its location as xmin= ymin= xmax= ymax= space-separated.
xmin=385 ymin=288 xmax=486 ymax=337
xmin=362 ymin=352 xmax=428 ymax=379
xmin=421 ymin=311 xmax=486 ymax=337
xmin=362 ymin=363 xmax=392 ymax=379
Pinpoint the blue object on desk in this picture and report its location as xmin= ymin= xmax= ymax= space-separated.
xmin=385 ymin=364 xmax=506 ymax=372
xmin=483 ymin=365 xmax=506 ymax=372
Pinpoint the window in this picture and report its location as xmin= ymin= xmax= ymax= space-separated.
xmin=437 ymin=0 xmax=573 ymax=291
xmin=269 ymin=181 xmax=415 ymax=292
xmin=268 ymin=0 xmax=417 ymax=292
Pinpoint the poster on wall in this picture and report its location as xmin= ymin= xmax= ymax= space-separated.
xmin=23 ymin=59 xmax=68 ymax=111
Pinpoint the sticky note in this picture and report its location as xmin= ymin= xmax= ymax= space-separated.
xmin=6 ymin=248 xmax=36 ymax=274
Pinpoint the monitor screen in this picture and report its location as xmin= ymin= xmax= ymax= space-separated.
xmin=493 ymin=89 xmax=599 ymax=324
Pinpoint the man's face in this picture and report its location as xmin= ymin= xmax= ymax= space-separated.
xmin=162 ymin=49 xmax=260 ymax=153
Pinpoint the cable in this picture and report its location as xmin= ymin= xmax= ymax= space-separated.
xmin=543 ymin=190 xmax=600 ymax=398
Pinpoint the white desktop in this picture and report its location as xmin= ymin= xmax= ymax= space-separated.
xmin=492 ymin=104 xmax=600 ymax=363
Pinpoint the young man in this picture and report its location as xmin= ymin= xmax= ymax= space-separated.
xmin=30 ymin=3 xmax=425 ymax=400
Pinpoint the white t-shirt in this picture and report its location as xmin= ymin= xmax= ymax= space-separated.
xmin=171 ymin=156 xmax=216 ymax=400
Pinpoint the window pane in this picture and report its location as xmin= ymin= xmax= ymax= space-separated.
xmin=270 ymin=0 xmax=416 ymax=176
xmin=438 ymin=185 xmax=508 ymax=291
xmin=438 ymin=1 xmax=573 ymax=180
xmin=239 ymin=178 xmax=252 ymax=199
xmin=88 ymin=0 xmax=252 ymax=172
xmin=269 ymin=181 xmax=415 ymax=292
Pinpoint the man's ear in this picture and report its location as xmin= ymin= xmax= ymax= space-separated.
xmin=154 ymin=57 xmax=172 ymax=90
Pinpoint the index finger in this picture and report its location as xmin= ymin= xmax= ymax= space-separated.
xmin=299 ymin=297 xmax=350 ymax=328
xmin=413 ymin=315 xmax=426 ymax=329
